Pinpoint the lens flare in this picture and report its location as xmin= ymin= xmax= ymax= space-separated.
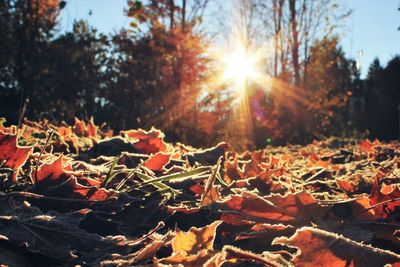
xmin=221 ymin=48 xmax=258 ymax=89
xmin=209 ymin=43 xmax=271 ymax=150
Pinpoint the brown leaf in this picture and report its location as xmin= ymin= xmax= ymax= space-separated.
xmin=273 ymin=227 xmax=400 ymax=266
xmin=204 ymin=245 xmax=291 ymax=267
xmin=171 ymin=220 xmax=221 ymax=256
xmin=72 ymin=118 xmax=99 ymax=139
xmin=0 ymin=198 xmax=132 ymax=265
xmin=35 ymin=155 xmax=80 ymax=188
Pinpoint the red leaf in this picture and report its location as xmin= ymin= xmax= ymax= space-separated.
xmin=121 ymin=128 xmax=167 ymax=154
xmin=0 ymin=131 xmax=33 ymax=181
xmin=370 ymin=174 xmax=400 ymax=220
xmin=143 ymin=152 xmax=171 ymax=172
xmin=35 ymin=156 xmax=116 ymax=201
xmin=213 ymin=191 xmax=329 ymax=225
xmin=360 ymin=139 xmax=381 ymax=153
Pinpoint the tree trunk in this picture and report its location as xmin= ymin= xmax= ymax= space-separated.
xmin=289 ymin=0 xmax=300 ymax=86
xmin=169 ymin=0 xmax=175 ymax=29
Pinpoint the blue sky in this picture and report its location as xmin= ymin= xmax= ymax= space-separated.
xmin=59 ymin=0 xmax=400 ymax=78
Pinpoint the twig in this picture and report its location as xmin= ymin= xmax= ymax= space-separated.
xmin=372 ymin=161 xmax=400 ymax=180
xmin=33 ymin=130 xmax=54 ymax=186
xmin=351 ymin=197 xmax=400 ymax=219
xmin=17 ymin=98 xmax=29 ymax=129
xmin=127 ymin=221 xmax=165 ymax=246
xmin=116 ymin=163 xmax=142 ymax=191
xmin=1 ymin=191 xmax=139 ymax=203
xmin=201 ymin=156 xmax=222 ymax=205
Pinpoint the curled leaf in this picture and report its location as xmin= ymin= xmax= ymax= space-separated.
xmin=273 ymin=227 xmax=400 ymax=266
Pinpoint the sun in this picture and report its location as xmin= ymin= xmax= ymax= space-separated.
xmin=221 ymin=48 xmax=259 ymax=87
xmin=214 ymin=44 xmax=269 ymax=95
xmin=207 ymin=41 xmax=272 ymax=150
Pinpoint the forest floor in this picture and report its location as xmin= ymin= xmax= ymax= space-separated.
xmin=1 ymin=118 xmax=400 ymax=266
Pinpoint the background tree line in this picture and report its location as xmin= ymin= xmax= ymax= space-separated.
xmin=0 ymin=0 xmax=399 ymax=148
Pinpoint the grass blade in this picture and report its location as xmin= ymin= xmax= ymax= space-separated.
xmin=139 ymin=166 xmax=211 ymax=186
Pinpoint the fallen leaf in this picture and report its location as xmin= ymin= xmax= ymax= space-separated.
xmin=369 ymin=174 xmax=400 ymax=220
xmin=172 ymin=220 xmax=222 ymax=256
xmin=121 ymin=127 xmax=167 ymax=154
xmin=0 ymin=131 xmax=32 ymax=170
xmin=273 ymin=227 xmax=400 ymax=266
xmin=212 ymin=191 xmax=329 ymax=225
xmin=0 ymin=198 xmax=132 ymax=265
xmin=0 ymin=131 xmax=33 ymax=181
xmin=143 ymin=152 xmax=171 ymax=172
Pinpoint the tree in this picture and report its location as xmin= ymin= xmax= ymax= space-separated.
xmin=255 ymin=0 xmax=351 ymax=84
xmin=104 ymin=0 xmax=223 ymax=146
xmin=302 ymin=37 xmax=357 ymax=139
xmin=364 ymin=56 xmax=400 ymax=140
xmin=0 ymin=0 xmax=64 ymax=122
xmin=36 ymin=20 xmax=110 ymax=121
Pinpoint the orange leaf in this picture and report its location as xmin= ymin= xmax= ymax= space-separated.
xmin=336 ymin=178 xmax=357 ymax=193
xmin=86 ymin=117 xmax=98 ymax=138
xmin=35 ymin=156 xmax=115 ymax=201
xmin=73 ymin=118 xmax=86 ymax=137
xmin=143 ymin=152 xmax=171 ymax=172
xmin=160 ymin=250 xmax=213 ymax=267
xmin=171 ymin=221 xmax=221 ymax=256
xmin=359 ymin=139 xmax=381 ymax=153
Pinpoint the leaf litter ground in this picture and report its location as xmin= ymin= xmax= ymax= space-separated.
xmin=1 ymin=118 xmax=400 ymax=266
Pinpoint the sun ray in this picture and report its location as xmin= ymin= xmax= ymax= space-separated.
xmin=208 ymin=40 xmax=272 ymax=150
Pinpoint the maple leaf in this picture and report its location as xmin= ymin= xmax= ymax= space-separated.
xmin=0 ymin=131 xmax=33 ymax=181
xmin=212 ymin=191 xmax=329 ymax=225
xmin=158 ymin=221 xmax=222 ymax=266
xmin=204 ymin=245 xmax=291 ymax=267
xmin=120 ymin=127 xmax=167 ymax=154
xmin=232 ymin=223 xmax=296 ymax=253
xmin=0 ymin=198 xmax=133 ymax=265
xmin=273 ymin=227 xmax=400 ymax=266
xmin=336 ymin=178 xmax=357 ymax=193
xmin=369 ymin=173 xmax=400 ymax=220
xmin=143 ymin=152 xmax=171 ymax=172
xmin=359 ymin=139 xmax=381 ymax=154
xmin=35 ymin=155 xmax=79 ymax=188
xmin=73 ymin=117 xmax=99 ymax=138
xmin=160 ymin=250 xmax=213 ymax=267
xmin=34 ymin=155 xmax=118 ymax=202
xmin=171 ymin=220 xmax=221 ymax=256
